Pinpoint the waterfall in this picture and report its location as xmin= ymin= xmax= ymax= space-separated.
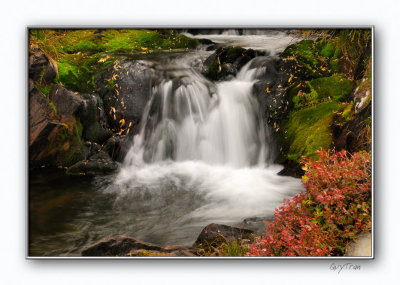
xmin=107 ymin=32 xmax=303 ymax=246
xmin=122 ymin=61 xmax=268 ymax=169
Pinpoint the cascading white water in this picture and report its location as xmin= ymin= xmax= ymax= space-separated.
xmin=107 ymin=32 xmax=304 ymax=246
xmin=122 ymin=62 xmax=267 ymax=168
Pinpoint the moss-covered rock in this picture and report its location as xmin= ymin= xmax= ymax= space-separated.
xmin=292 ymin=74 xmax=353 ymax=109
xmin=280 ymin=101 xmax=347 ymax=162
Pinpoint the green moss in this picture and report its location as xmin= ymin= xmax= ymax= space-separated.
xmin=292 ymin=75 xmax=353 ymax=109
xmin=30 ymin=29 xmax=199 ymax=93
xmin=319 ymin=40 xmax=336 ymax=58
xmin=55 ymin=53 xmax=104 ymax=93
xmin=35 ymin=81 xmax=52 ymax=96
xmin=309 ymin=74 xmax=353 ymax=101
xmin=49 ymin=101 xmax=57 ymax=114
xmin=281 ymin=101 xmax=346 ymax=162
xmin=342 ymin=101 xmax=354 ymax=120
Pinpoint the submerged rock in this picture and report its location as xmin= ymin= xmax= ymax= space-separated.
xmin=81 ymin=235 xmax=198 ymax=257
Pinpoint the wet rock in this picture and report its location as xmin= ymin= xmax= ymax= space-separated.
xmin=81 ymin=235 xmax=198 ymax=256
xmin=49 ymin=85 xmax=85 ymax=116
xmin=102 ymin=135 xmax=129 ymax=162
xmin=29 ymin=46 xmax=58 ymax=84
xmin=235 ymin=217 xmax=272 ymax=237
xmin=203 ymin=46 xmax=266 ymax=80
xmin=277 ymin=160 xmax=303 ymax=178
xmin=76 ymin=93 xmax=112 ymax=144
xmin=193 ymin=223 xmax=255 ymax=250
xmin=96 ymin=59 xmax=163 ymax=134
xmin=66 ymin=151 xmax=118 ymax=176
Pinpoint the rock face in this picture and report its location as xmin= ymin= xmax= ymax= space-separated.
xmin=332 ymin=102 xmax=371 ymax=153
xmin=29 ymin=46 xmax=58 ymax=84
xmin=97 ymin=59 xmax=163 ymax=135
xmin=76 ymin=93 xmax=111 ymax=144
xmin=333 ymin=75 xmax=372 ymax=154
xmin=194 ymin=223 xmax=255 ymax=250
xmin=49 ymin=85 xmax=84 ymax=116
xmin=81 ymin=235 xmax=197 ymax=257
xmin=29 ymin=82 xmax=88 ymax=169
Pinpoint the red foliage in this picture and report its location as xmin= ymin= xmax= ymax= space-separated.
xmin=248 ymin=149 xmax=371 ymax=256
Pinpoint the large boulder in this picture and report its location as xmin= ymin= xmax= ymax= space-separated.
xmin=96 ymin=59 xmax=163 ymax=135
xmin=29 ymin=46 xmax=58 ymax=84
xmin=81 ymin=235 xmax=198 ymax=257
xmin=29 ymin=82 xmax=88 ymax=169
xmin=49 ymin=85 xmax=84 ymax=116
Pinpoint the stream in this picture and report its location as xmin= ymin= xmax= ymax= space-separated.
xmin=29 ymin=30 xmax=304 ymax=256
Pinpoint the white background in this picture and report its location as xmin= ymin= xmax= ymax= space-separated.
xmin=0 ymin=0 xmax=397 ymax=284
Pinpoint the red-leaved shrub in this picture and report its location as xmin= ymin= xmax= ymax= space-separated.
xmin=248 ymin=149 xmax=371 ymax=256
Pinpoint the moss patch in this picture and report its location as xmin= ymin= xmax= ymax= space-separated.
xmin=281 ymin=101 xmax=347 ymax=162
xmin=292 ymin=74 xmax=353 ymax=109
xmin=29 ymin=29 xmax=199 ymax=93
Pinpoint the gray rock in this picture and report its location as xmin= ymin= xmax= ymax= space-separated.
xmin=49 ymin=85 xmax=85 ymax=116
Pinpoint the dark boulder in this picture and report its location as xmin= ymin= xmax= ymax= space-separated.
xmin=96 ymin=59 xmax=163 ymax=135
xmin=66 ymin=151 xmax=118 ymax=176
xmin=193 ymin=223 xmax=254 ymax=250
xmin=29 ymin=46 xmax=58 ymax=84
xmin=102 ymin=135 xmax=130 ymax=162
xmin=76 ymin=93 xmax=112 ymax=144
xmin=49 ymin=85 xmax=85 ymax=116
xmin=81 ymin=235 xmax=198 ymax=257
xmin=203 ymin=46 xmax=266 ymax=80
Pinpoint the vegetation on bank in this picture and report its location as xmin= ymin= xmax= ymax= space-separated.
xmin=247 ymin=149 xmax=371 ymax=256
xmin=29 ymin=29 xmax=199 ymax=93
xmin=277 ymin=29 xmax=372 ymax=164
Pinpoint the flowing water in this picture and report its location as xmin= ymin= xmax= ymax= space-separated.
xmin=29 ymin=30 xmax=304 ymax=256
